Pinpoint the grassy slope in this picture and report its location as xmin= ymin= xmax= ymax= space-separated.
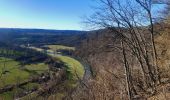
xmin=148 ymin=20 xmax=170 ymax=100
xmin=0 ymin=57 xmax=48 ymax=100
xmin=46 ymin=45 xmax=84 ymax=100
xmin=0 ymin=83 xmax=40 ymax=100
xmin=0 ymin=57 xmax=48 ymax=87
xmin=0 ymin=57 xmax=29 ymax=88
xmin=21 ymin=58 xmax=84 ymax=100
xmin=57 ymin=56 xmax=84 ymax=80
xmin=46 ymin=45 xmax=84 ymax=80
xmin=155 ymin=23 xmax=170 ymax=79
xmin=46 ymin=56 xmax=84 ymax=100
xmin=47 ymin=45 xmax=75 ymax=51
xmin=19 ymin=45 xmax=84 ymax=100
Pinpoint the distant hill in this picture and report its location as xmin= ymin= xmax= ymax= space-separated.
xmin=0 ymin=28 xmax=88 ymax=46
xmin=0 ymin=28 xmax=86 ymax=35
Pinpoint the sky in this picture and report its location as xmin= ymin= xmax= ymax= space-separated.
xmin=0 ymin=0 xmax=165 ymax=30
xmin=0 ymin=0 xmax=96 ymax=30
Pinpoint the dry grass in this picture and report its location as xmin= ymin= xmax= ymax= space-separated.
xmin=148 ymin=84 xmax=170 ymax=100
xmin=148 ymin=19 xmax=170 ymax=100
xmin=155 ymin=26 xmax=170 ymax=81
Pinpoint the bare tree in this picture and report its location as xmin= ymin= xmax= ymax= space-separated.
xmin=153 ymin=0 xmax=170 ymax=17
xmin=164 ymin=1 xmax=170 ymax=17
xmin=85 ymin=0 xmax=165 ymax=98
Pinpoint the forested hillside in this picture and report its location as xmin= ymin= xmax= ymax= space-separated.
xmin=70 ymin=17 xmax=170 ymax=99
xmin=0 ymin=0 xmax=170 ymax=100
xmin=0 ymin=28 xmax=88 ymax=46
xmin=69 ymin=0 xmax=170 ymax=99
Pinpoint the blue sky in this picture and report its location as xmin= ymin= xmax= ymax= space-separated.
xmin=0 ymin=0 xmax=165 ymax=30
xmin=0 ymin=0 xmax=96 ymax=30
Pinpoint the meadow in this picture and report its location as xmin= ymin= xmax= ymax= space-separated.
xmin=0 ymin=57 xmax=48 ymax=88
xmin=44 ymin=45 xmax=85 ymax=99
xmin=46 ymin=45 xmax=84 ymax=80
xmin=0 ymin=57 xmax=49 ymax=99
xmin=47 ymin=45 xmax=75 ymax=51
xmin=0 ymin=44 xmax=85 ymax=100
xmin=57 ymin=56 xmax=84 ymax=80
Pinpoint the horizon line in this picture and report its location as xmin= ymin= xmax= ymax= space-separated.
xmin=0 ymin=27 xmax=88 ymax=31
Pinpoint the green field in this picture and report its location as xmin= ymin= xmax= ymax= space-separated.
xmin=45 ymin=56 xmax=84 ymax=100
xmin=0 ymin=57 xmax=49 ymax=99
xmin=57 ymin=56 xmax=84 ymax=80
xmin=46 ymin=45 xmax=84 ymax=80
xmin=47 ymin=45 xmax=75 ymax=51
xmin=0 ymin=83 xmax=40 ymax=100
xmin=46 ymin=45 xmax=85 ymax=100
xmin=0 ymin=49 xmax=25 ymax=56
xmin=1 ymin=44 xmax=85 ymax=100
xmin=19 ymin=55 xmax=85 ymax=100
xmin=0 ymin=57 xmax=48 ymax=88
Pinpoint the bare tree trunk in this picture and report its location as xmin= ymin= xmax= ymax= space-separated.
xmin=85 ymin=0 xmax=165 ymax=97
xmin=121 ymin=40 xmax=132 ymax=100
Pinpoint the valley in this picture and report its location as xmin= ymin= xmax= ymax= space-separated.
xmin=0 ymin=42 xmax=85 ymax=100
xmin=0 ymin=0 xmax=170 ymax=99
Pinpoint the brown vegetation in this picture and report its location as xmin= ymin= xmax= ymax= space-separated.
xmin=70 ymin=1 xmax=170 ymax=100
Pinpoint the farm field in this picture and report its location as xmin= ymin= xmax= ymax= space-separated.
xmin=44 ymin=45 xmax=85 ymax=100
xmin=0 ymin=44 xmax=85 ymax=100
xmin=0 ymin=83 xmax=40 ymax=100
xmin=0 ymin=57 xmax=49 ymax=99
xmin=46 ymin=45 xmax=84 ymax=80
xmin=36 ymin=55 xmax=85 ymax=100
xmin=0 ymin=57 xmax=48 ymax=88
xmin=57 ymin=56 xmax=84 ymax=80
xmin=47 ymin=45 xmax=75 ymax=51
xmin=27 ymin=44 xmax=84 ymax=82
